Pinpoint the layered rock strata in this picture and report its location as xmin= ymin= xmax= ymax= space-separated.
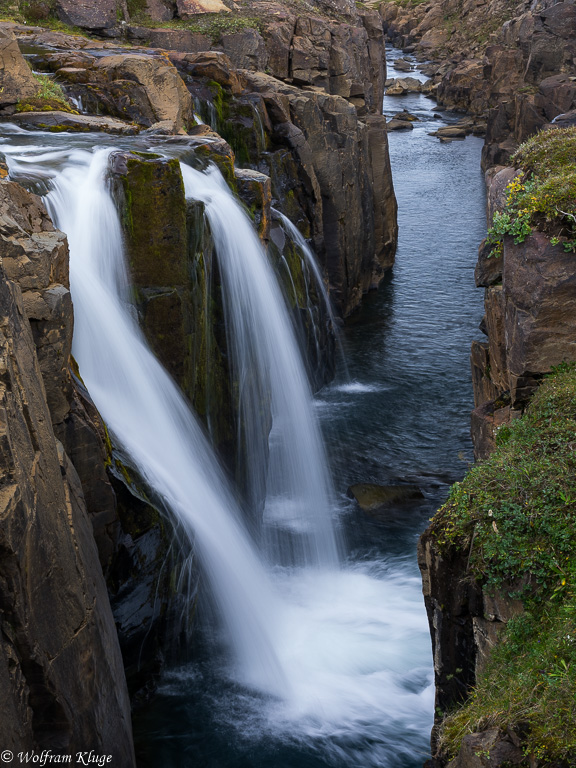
xmin=11 ymin=25 xmax=397 ymax=316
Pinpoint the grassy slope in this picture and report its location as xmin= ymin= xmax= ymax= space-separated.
xmin=434 ymin=365 xmax=576 ymax=760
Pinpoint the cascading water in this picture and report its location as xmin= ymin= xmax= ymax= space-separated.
xmin=181 ymin=164 xmax=339 ymax=568
xmin=3 ymin=131 xmax=435 ymax=767
xmin=5 ymin=145 xmax=287 ymax=696
xmin=272 ymin=207 xmax=349 ymax=381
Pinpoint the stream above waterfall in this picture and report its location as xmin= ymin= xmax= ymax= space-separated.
xmin=0 ymin=61 xmax=486 ymax=765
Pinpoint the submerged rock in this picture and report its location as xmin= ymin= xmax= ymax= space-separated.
xmin=348 ymin=483 xmax=424 ymax=511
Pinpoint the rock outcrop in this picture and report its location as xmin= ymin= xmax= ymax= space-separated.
xmin=0 ymin=27 xmax=38 ymax=108
xmin=470 ymin=165 xmax=576 ymax=460
xmin=0 ymin=179 xmax=135 ymax=763
xmin=10 ymin=19 xmax=397 ymax=315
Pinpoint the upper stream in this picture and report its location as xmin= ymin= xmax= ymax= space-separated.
xmin=0 ymin=50 xmax=487 ymax=767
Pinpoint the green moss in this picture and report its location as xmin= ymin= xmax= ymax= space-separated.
xmin=434 ymin=363 xmax=576 ymax=763
xmin=121 ymin=155 xmax=188 ymax=286
xmin=127 ymin=11 xmax=263 ymax=42
xmin=16 ymin=96 xmax=77 ymax=114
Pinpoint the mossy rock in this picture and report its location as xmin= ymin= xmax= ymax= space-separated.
xmin=16 ymin=96 xmax=78 ymax=114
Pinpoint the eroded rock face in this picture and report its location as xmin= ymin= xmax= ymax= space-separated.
xmin=0 ymin=179 xmax=135 ymax=763
xmin=418 ymin=525 xmax=525 ymax=761
xmin=200 ymin=67 xmax=397 ymax=315
xmin=469 ymin=167 xmax=576 ymax=459
xmin=95 ymin=54 xmax=193 ymax=133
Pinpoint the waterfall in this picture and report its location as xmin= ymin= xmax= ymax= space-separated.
xmin=180 ymin=164 xmax=340 ymax=568
xmin=6 ymin=145 xmax=289 ymax=696
xmin=272 ymin=207 xmax=349 ymax=382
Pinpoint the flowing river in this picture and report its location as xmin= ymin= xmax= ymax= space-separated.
xmin=1 ymin=48 xmax=486 ymax=766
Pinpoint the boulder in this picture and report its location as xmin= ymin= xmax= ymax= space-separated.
xmin=3 ymin=111 xmax=139 ymax=134
xmin=0 ymin=28 xmax=39 ymax=107
xmin=55 ymin=0 xmax=116 ymax=30
xmin=432 ymin=125 xmax=469 ymax=139
xmin=385 ymin=76 xmax=422 ymax=95
xmin=348 ymin=483 xmax=424 ymax=511
xmin=393 ymin=58 xmax=412 ymax=71
xmin=95 ymin=54 xmax=193 ymax=133
xmin=387 ymin=118 xmax=414 ymax=130
xmin=176 ymin=0 xmax=230 ymax=15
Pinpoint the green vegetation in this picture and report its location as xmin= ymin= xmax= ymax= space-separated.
xmin=487 ymin=127 xmax=576 ymax=256
xmin=17 ymin=73 xmax=76 ymax=113
xmin=127 ymin=7 xmax=263 ymax=42
xmin=434 ymin=363 xmax=576 ymax=762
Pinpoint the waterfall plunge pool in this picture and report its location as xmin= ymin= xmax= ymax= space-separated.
xmin=1 ymin=76 xmax=486 ymax=766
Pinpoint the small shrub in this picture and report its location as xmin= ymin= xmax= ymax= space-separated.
xmin=486 ymin=127 xmax=576 ymax=255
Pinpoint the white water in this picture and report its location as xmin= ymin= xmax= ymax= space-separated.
xmin=181 ymin=164 xmax=340 ymax=568
xmin=5 ymin=145 xmax=290 ymax=695
xmin=3 ymin=137 xmax=434 ymax=764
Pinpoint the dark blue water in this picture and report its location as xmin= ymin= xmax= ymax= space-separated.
xmin=132 ymin=56 xmax=487 ymax=768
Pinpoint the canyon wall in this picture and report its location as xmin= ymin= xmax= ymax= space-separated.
xmin=0 ymin=4 xmax=398 ymax=751
xmin=380 ymin=0 xmax=576 ymax=169
xmin=0 ymin=178 xmax=136 ymax=764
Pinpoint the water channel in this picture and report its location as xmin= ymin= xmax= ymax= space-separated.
xmin=1 ymin=47 xmax=487 ymax=766
xmin=132 ymin=51 xmax=488 ymax=768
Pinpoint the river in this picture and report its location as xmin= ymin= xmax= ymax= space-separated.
xmin=132 ymin=52 xmax=487 ymax=768
xmin=0 ymin=49 xmax=487 ymax=766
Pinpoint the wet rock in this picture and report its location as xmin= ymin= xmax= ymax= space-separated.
xmin=0 ymin=28 xmax=39 ymax=108
xmin=348 ymin=483 xmax=424 ymax=511
xmin=235 ymin=168 xmax=272 ymax=242
xmin=3 ymin=110 xmax=139 ymax=133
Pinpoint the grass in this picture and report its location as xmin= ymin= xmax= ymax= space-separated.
xmin=433 ymin=363 xmax=576 ymax=763
xmin=16 ymin=72 xmax=76 ymax=113
xmin=487 ymin=127 xmax=576 ymax=255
